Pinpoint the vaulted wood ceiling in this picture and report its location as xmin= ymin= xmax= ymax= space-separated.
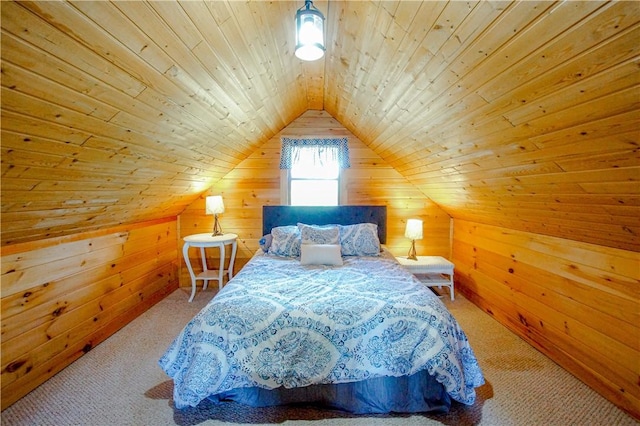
xmin=1 ymin=1 xmax=638 ymax=250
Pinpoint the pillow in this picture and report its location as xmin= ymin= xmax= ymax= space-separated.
xmin=339 ymin=223 xmax=380 ymax=256
xmin=298 ymin=223 xmax=340 ymax=245
xmin=300 ymin=244 xmax=343 ymax=266
xmin=268 ymin=226 xmax=301 ymax=257
xmin=258 ymin=234 xmax=272 ymax=252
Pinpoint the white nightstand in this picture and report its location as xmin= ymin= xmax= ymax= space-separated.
xmin=182 ymin=233 xmax=238 ymax=302
xmin=396 ymin=255 xmax=455 ymax=301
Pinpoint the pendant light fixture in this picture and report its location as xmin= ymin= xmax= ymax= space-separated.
xmin=295 ymin=0 xmax=325 ymax=61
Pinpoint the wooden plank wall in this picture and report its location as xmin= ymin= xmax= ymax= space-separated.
xmin=452 ymin=220 xmax=640 ymax=418
xmin=328 ymin=1 xmax=640 ymax=254
xmin=0 ymin=218 xmax=179 ymax=409
xmin=178 ymin=110 xmax=452 ymax=286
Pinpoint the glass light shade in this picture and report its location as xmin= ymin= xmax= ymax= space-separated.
xmin=205 ymin=196 xmax=225 ymax=215
xmin=295 ymin=1 xmax=325 ymax=61
xmin=405 ymin=219 xmax=423 ymax=240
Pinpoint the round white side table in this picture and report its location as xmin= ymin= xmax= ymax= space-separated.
xmin=182 ymin=233 xmax=238 ymax=302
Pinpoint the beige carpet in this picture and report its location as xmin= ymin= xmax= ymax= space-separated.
xmin=2 ymin=287 xmax=638 ymax=426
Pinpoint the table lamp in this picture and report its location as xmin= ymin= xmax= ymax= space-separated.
xmin=405 ymin=219 xmax=423 ymax=261
xmin=206 ymin=195 xmax=225 ymax=236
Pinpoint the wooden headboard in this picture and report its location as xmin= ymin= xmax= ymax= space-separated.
xmin=262 ymin=205 xmax=387 ymax=244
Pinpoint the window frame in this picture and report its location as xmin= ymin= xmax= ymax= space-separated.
xmin=279 ymin=137 xmax=350 ymax=206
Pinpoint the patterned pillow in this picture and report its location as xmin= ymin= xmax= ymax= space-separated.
xmin=268 ymin=226 xmax=301 ymax=257
xmin=298 ymin=223 xmax=340 ymax=245
xmin=339 ymin=223 xmax=380 ymax=256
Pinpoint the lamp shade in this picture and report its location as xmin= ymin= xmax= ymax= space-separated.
xmin=205 ymin=196 xmax=224 ymax=215
xmin=404 ymin=219 xmax=423 ymax=240
xmin=295 ymin=0 xmax=325 ymax=61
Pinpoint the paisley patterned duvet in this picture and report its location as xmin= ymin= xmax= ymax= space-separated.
xmin=159 ymin=251 xmax=484 ymax=409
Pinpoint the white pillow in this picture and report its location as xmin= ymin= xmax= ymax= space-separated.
xmin=300 ymin=244 xmax=343 ymax=266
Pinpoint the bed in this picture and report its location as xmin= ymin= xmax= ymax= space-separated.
xmin=159 ymin=205 xmax=484 ymax=414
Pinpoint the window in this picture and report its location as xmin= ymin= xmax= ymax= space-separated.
xmin=280 ymin=138 xmax=350 ymax=206
xmin=290 ymin=146 xmax=340 ymax=205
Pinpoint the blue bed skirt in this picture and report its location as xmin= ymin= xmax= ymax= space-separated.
xmin=208 ymin=370 xmax=451 ymax=414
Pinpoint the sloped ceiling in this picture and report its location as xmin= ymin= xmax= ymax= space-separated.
xmin=1 ymin=1 xmax=638 ymax=250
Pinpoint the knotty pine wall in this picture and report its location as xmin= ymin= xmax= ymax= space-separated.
xmin=0 ymin=218 xmax=179 ymax=409
xmin=452 ymin=220 xmax=640 ymax=418
xmin=178 ymin=110 xmax=452 ymax=287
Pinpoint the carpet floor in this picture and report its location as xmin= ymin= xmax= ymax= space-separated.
xmin=2 ymin=287 xmax=638 ymax=426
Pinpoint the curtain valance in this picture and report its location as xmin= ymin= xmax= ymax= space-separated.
xmin=279 ymin=137 xmax=350 ymax=169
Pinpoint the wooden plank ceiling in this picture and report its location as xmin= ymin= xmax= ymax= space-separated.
xmin=1 ymin=1 xmax=639 ymax=251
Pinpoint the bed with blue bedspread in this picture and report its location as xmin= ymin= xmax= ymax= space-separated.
xmin=159 ymin=206 xmax=484 ymax=414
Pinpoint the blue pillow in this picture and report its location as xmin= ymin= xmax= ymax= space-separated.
xmin=259 ymin=234 xmax=272 ymax=252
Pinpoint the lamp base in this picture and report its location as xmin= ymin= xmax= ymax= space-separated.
xmin=407 ymin=240 xmax=418 ymax=260
xmin=212 ymin=215 xmax=223 ymax=236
